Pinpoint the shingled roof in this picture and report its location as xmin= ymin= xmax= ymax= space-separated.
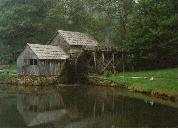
xmin=57 ymin=30 xmax=98 ymax=46
xmin=27 ymin=43 xmax=69 ymax=60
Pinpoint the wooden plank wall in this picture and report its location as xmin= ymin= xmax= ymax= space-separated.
xmin=38 ymin=60 xmax=65 ymax=76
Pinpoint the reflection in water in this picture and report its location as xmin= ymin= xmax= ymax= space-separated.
xmin=1 ymin=86 xmax=178 ymax=127
xmin=17 ymin=93 xmax=66 ymax=127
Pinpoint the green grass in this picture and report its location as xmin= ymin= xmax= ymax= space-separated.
xmin=0 ymin=62 xmax=16 ymax=78
xmin=106 ymin=68 xmax=178 ymax=96
xmin=117 ymin=68 xmax=178 ymax=79
xmin=8 ymin=62 xmax=16 ymax=72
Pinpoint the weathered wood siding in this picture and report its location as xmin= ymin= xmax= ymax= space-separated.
xmin=50 ymin=34 xmax=83 ymax=56
xmin=17 ymin=46 xmax=66 ymax=76
xmin=69 ymin=45 xmax=83 ymax=54
xmin=17 ymin=46 xmax=39 ymax=76
xmin=50 ymin=33 xmax=70 ymax=52
xmin=38 ymin=60 xmax=65 ymax=75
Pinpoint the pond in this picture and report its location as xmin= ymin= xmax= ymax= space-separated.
xmin=0 ymin=86 xmax=178 ymax=128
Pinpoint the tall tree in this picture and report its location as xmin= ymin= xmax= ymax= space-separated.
xmin=127 ymin=0 xmax=178 ymax=69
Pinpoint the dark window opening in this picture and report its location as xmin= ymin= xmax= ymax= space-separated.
xmin=29 ymin=105 xmax=38 ymax=112
xmin=34 ymin=59 xmax=38 ymax=65
xmin=28 ymin=59 xmax=38 ymax=65
xmin=30 ymin=59 xmax=33 ymax=65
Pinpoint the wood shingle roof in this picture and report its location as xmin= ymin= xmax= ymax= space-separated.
xmin=57 ymin=30 xmax=98 ymax=46
xmin=27 ymin=43 xmax=69 ymax=60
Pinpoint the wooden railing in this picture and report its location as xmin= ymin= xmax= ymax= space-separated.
xmin=82 ymin=45 xmax=119 ymax=52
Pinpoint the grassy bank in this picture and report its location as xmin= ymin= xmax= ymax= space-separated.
xmin=0 ymin=62 xmax=16 ymax=78
xmin=105 ymin=68 xmax=178 ymax=98
xmin=1 ymin=63 xmax=178 ymax=101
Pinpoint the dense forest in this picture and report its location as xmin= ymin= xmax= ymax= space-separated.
xmin=0 ymin=0 xmax=177 ymax=70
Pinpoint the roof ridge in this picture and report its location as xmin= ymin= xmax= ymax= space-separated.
xmin=57 ymin=30 xmax=86 ymax=34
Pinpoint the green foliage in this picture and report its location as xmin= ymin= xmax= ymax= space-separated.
xmin=0 ymin=0 xmax=49 ymax=40
xmin=0 ymin=0 xmax=52 ymax=55
xmin=0 ymin=0 xmax=177 ymax=70
xmin=126 ymin=0 xmax=178 ymax=69
xmin=0 ymin=0 xmax=134 ymax=47
xmin=104 ymin=71 xmax=113 ymax=77
xmin=0 ymin=71 xmax=16 ymax=78
xmin=0 ymin=62 xmax=16 ymax=79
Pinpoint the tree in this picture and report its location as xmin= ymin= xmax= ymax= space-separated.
xmin=0 ymin=0 xmax=51 ymax=45
xmin=127 ymin=0 xmax=178 ymax=69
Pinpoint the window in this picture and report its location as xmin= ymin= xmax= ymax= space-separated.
xmin=25 ymin=59 xmax=38 ymax=65
xmin=30 ymin=59 xmax=33 ymax=65
xmin=34 ymin=59 xmax=38 ymax=65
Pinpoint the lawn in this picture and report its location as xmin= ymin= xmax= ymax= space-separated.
xmin=0 ymin=62 xmax=16 ymax=78
xmin=107 ymin=68 xmax=178 ymax=96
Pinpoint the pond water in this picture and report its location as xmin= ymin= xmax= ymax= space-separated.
xmin=0 ymin=86 xmax=178 ymax=128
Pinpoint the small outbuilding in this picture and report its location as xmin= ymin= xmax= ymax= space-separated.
xmin=17 ymin=43 xmax=69 ymax=76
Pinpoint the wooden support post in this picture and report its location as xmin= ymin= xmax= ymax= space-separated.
xmin=93 ymin=52 xmax=97 ymax=70
xmin=112 ymin=95 xmax=115 ymax=114
xmin=112 ymin=53 xmax=116 ymax=74
xmin=101 ymin=58 xmax=113 ymax=73
xmin=93 ymin=100 xmax=96 ymax=118
xmin=101 ymin=52 xmax=105 ymax=73
xmin=75 ymin=59 xmax=78 ymax=82
xmin=102 ymin=102 xmax=105 ymax=113
xmin=102 ymin=52 xmax=105 ymax=63
xmin=121 ymin=48 xmax=125 ymax=82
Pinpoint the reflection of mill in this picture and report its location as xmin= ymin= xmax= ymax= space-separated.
xmin=17 ymin=93 xmax=66 ymax=127
xmin=16 ymin=87 xmax=139 ymax=128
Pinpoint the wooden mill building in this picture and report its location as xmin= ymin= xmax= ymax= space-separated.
xmin=49 ymin=30 xmax=98 ymax=56
xmin=17 ymin=30 xmax=118 ymax=79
